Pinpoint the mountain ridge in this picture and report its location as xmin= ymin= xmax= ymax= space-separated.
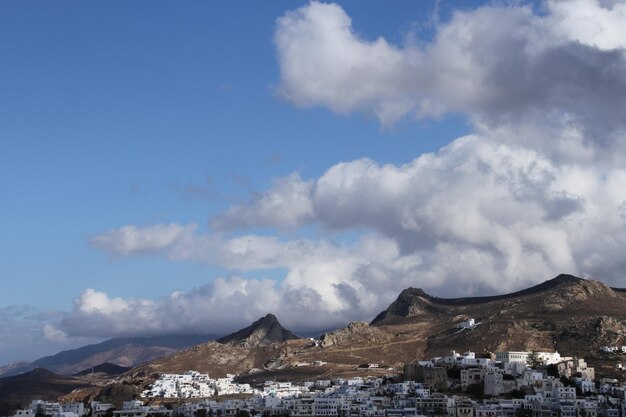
xmin=370 ymin=274 xmax=606 ymax=324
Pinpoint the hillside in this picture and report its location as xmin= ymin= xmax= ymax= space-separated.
xmin=0 ymin=368 xmax=92 ymax=414
xmin=54 ymin=275 xmax=626 ymax=403
xmin=370 ymin=274 xmax=626 ymax=357
xmin=74 ymin=362 xmax=131 ymax=377
xmin=129 ymin=314 xmax=304 ymax=377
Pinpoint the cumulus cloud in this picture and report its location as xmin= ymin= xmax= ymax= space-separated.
xmin=79 ymin=229 xmax=422 ymax=336
xmin=75 ymin=289 xmax=134 ymax=315
xmin=91 ymin=223 xmax=196 ymax=257
xmin=211 ymin=134 xmax=626 ymax=287
xmin=59 ymin=247 xmax=419 ymax=338
xmin=547 ymin=0 xmax=626 ymax=50
xmin=211 ymin=173 xmax=314 ymax=230
xmin=59 ymin=277 xmax=280 ymax=337
xmin=275 ymin=0 xmax=626 ymax=143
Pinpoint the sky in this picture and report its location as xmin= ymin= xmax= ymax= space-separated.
xmin=2 ymin=0 xmax=626 ymax=365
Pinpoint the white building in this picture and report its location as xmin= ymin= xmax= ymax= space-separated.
xmin=535 ymin=351 xmax=566 ymax=365
xmin=61 ymin=404 xmax=85 ymax=417
xmin=458 ymin=319 xmax=476 ymax=329
xmin=496 ymin=351 xmax=529 ymax=364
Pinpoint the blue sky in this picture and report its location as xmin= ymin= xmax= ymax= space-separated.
xmin=2 ymin=0 xmax=626 ymax=364
xmin=0 ymin=0 xmax=463 ymax=309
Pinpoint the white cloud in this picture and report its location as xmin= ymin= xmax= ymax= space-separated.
xmin=275 ymin=1 xmax=626 ymax=142
xmin=211 ymin=133 xmax=626 ymax=292
xmin=60 ymin=277 xmax=282 ymax=337
xmin=80 ymin=230 xmax=422 ymax=336
xmin=275 ymin=2 xmax=415 ymax=126
xmin=547 ymin=0 xmax=626 ymax=50
xmin=75 ymin=289 xmax=131 ymax=315
xmin=90 ymin=223 xmax=196 ymax=257
xmin=212 ymin=173 xmax=314 ymax=230
xmin=43 ymin=324 xmax=67 ymax=342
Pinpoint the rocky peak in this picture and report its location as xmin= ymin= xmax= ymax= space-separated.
xmin=549 ymin=274 xmax=583 ymax=286
xmin=217 ymin=314 xmax=299 ymax=348
xmin=370 ymin=287 xmax=438 ymax=325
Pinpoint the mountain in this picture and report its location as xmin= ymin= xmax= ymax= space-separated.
xmin=103 ymin=315 xmax=302 ymax=380
xmin=56 ymin=275 xmax=626 ymax=403
xmin=217 ymin=314 xmax=300 ymax=347
xmin=0 ymin=361 xmax=29 ymax=376
xmin=74 ymin=362 xmax=131 ymax=377
xmin=371 ymin=274 xmax=585 ymax=324
xmin=367 ymin=274 xmax=626 ymax=359
xmin=0 ymin=368 xmax=92 ymax=414
xmin=0 ymin=334 xmax=219 ymax=377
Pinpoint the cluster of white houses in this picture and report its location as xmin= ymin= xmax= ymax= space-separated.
xmin=404 ymin=350 xmax=596 ymax=396
xmin=14 ymin=349 xmax=626 ymax=417
xmin=141 ymin=372 xmax=257 ymax=398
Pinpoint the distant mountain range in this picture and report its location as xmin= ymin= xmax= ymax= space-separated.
xmin=6 ymin=274 xmax=626 ymax=409
xmin=0 ymin=334 xmax=219 ymax=377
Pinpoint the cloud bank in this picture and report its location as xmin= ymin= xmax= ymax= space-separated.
xmin=275 ymin=1 xmax=626 ymax=142
xmin=47 ymin=0 xmax=626 ymax=340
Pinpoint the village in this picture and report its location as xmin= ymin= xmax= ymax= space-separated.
xmin=13 ymin=343 xmax=626 ymax=417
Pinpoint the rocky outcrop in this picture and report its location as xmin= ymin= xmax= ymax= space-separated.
xmin=542 ymin=280 xmax=616 ymax=312
xmin=217 ymin=314 xmax=299 ymax=348
xmin=320 ymin=322 xmax=393 ymax=348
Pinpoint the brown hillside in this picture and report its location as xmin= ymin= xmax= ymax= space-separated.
xmin=61 ymin=275 xmax=626 ymax=404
